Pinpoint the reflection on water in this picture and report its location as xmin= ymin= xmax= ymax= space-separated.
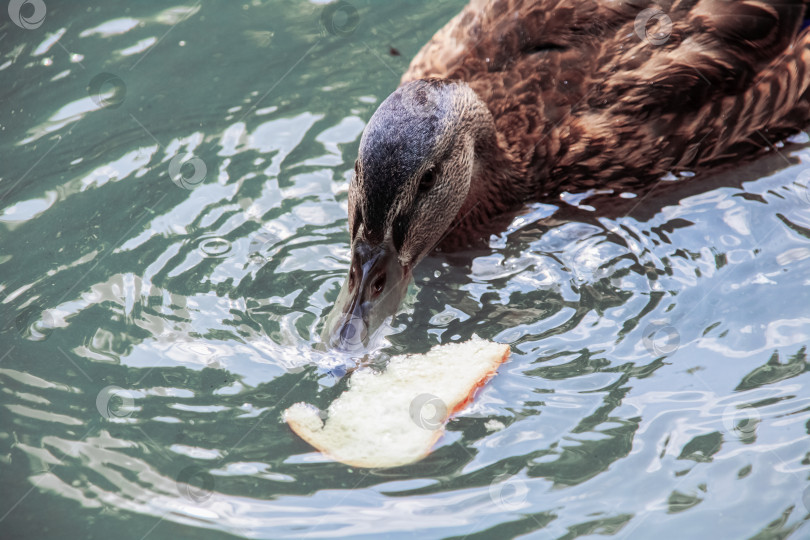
xmin=1 ymin=1 xmax=810 ymax=539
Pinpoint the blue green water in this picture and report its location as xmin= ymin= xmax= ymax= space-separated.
xmin=2 ymin=1 xmax=810 ymax=538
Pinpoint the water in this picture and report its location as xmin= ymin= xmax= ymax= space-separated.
xmin=2 ymin=1 xmax=810 ymax=538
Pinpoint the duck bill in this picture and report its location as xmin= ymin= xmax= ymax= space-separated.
xmin=321 ymin=239 xmax=411 ymax=352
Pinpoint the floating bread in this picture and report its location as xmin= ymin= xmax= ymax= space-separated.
xmin=284 ymin=339 xmax=510 ymax=468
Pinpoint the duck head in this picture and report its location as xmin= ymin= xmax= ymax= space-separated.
xmin=321 ymin=78 xmax=501 ymax=351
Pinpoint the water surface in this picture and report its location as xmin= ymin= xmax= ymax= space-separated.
xmin=2 ymin=1 xmax=810 ymax=538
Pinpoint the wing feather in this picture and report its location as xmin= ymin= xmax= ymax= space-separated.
xmin=402 ymin=0 xmax=810 ymax=191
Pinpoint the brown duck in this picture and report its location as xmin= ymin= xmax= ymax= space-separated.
xmin=322 ymin=0 xmax=810 ymax=349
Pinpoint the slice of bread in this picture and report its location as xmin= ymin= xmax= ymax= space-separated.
xmin=284 ymin=339 xmax=510 ymax=468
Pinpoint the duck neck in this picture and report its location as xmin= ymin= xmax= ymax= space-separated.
xmin=437 ymin=115 xmax=527 ymax=251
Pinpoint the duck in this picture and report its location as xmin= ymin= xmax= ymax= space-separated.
xmin=322 ymin=0 xmax=810 ymax=350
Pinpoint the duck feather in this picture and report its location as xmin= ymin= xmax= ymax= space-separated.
xmin=403 ymin=0 xmax=810 ymax=195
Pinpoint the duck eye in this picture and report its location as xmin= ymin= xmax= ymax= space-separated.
xmin=418 ymin=168 xmax=436 ymax=193
xmin=371 ymin=273 xmax=386 ymax=297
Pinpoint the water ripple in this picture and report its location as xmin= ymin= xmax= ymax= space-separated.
xmin=1 ymin=1 xmax=810 ymax=539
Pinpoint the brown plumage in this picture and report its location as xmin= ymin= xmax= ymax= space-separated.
xmin=323 ymin=0 xmax=810 ymax=349
xmin=401 ymin=0 xmax=810 ymax=245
